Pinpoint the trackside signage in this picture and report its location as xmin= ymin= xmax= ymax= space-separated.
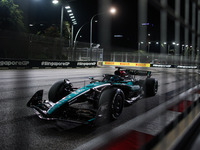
xmin=101 ymin=61 xmax=199 ymax=69
xmin=0 ymin=59 xmax=97 ymax=68
xmin=151 ymin=64 xmax=199 ymax=69
xmin=151 ymin=64 xmax=172 ymax=68
xmin=0 ymin=60 xmax=30 ymax=66
xmin=103 ymin=61 xmax=151 ymax=67
xmin=177 ymin=65 xmax=198 ymax=69
xmin=41 ymin=61 xmax=71 ymax=67
xmin=77 ymin=62 xmax=97 ymax=67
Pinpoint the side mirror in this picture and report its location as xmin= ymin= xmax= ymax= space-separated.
xmin=89 ymin=77 xmax=94 ymax=80
xmin=64 ymin=79 xmax=70 ymax=84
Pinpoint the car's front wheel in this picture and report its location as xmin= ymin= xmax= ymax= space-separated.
xmin=94 ymin=87 xmax=124 ymax=126
xmin=48 ymin=80 xmax=67 ymax=103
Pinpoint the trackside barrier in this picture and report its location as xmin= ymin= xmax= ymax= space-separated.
xmin=0 ymin=59 xmax=198 ymax=70
xmin=98 ymin=61 xmax=200 ymax=69
xmin=0 ymin=59 xmax=97 ymax=69
xmin=102 ymin=61 xmax=151 ymax=68
xmin=74 ymin=85 xmax=200 ymax=150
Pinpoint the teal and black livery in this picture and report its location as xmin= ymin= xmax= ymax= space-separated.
xmin=27 ymin=68 xmax=158 ymax=125
xmin=47 ymin=82 xmax=110 ymax=115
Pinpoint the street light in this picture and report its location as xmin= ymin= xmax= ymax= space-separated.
xmin=89 ymin=7 xmax=117 ymax=60
xmin=74 ymin=23 xmax=89 ymax=47
xmin=72 ymin=22 xmax=89 ymax=60
xmin=52 ymin=0 xmax=65 ymax=38
xmin=52 ymin=0 xmax=77 ymax=38
xmin=67 ymin=10 xmax=72 ymax=13
xmin=52 ymin=0 xmax=58 ymax=4
xmin=138 ymin=41 xmax=143 ymax=50
xmin=65 ymin=6 xmax=70 ymax=9
xmin=148 ymin=42 xmax=151 ymax=53
xmin=138 ymin=42 xmax=144 ymax=62
xmin=110 ymin=7 xmax=116 ymax=14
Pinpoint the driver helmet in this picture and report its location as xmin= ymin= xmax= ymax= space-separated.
xmin=120 ymin=71 xmax=127 ymax=77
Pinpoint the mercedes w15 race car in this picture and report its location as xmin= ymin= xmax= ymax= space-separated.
xmin=27 ymin=67 xmax=158 ymax=126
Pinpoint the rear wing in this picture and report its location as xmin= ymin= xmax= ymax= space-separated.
xmin=115 ymin=67 xmax=152 ymax=78
xmin=125 ymin=69 xmax=151 ymax=77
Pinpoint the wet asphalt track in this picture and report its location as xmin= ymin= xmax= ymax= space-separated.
xmin=0 ymin=67 xmax=199 ymax=150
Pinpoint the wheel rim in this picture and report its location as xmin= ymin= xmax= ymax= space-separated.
xmin=112 ymin=94 xmax=123 ymax=119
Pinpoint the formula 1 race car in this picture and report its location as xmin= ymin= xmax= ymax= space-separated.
xmin=27 ymin=68 xmax=158 ymax=126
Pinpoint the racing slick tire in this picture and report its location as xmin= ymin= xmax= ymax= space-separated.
xmin=144 ymin=78 xmax=158 ymax=97
xmin=94 ymin=88 xmax=125 ymax=126
xmin=48 ymin=80 xmax=67 ymax=103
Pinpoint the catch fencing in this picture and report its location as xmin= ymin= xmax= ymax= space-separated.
xmin=75 ymin=0 xmax=200 ymax=150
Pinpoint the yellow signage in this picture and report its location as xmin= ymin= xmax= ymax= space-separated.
xmin=102 ymin=61 xmax=150 ymax=67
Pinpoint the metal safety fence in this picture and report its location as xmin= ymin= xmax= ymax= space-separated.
xmin=75 ymin=0 xmax=200 ymax=150
xmin=0 ymin=30 xmax=103 ymax=61
xmin=1 ymin=0 xmax=200 ymax=149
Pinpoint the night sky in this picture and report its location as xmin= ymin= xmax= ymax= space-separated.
xmin=12 ymin=0 xmax=178 ymax=49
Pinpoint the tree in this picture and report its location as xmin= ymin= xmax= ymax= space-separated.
xmin=63 ymin=21 xmax=71 ymax=39
xmin=43 ymin=26 xmax=60 ymax=38
xmin=42 ymin=21 xmax=71 ymax=39
xmin=0 ymin=0 xmax=25 ymax=31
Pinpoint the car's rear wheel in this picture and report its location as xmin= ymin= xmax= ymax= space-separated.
xmin=94 ymin=88 xmax=124 ymax=126
xmin=144 ymin=78 xmax=158 ymax=97
xmin=48 ymin=80 xmax=67 ymax=103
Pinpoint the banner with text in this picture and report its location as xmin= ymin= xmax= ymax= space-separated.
xmin=0 ymin=59 xmax=97 ymax=68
